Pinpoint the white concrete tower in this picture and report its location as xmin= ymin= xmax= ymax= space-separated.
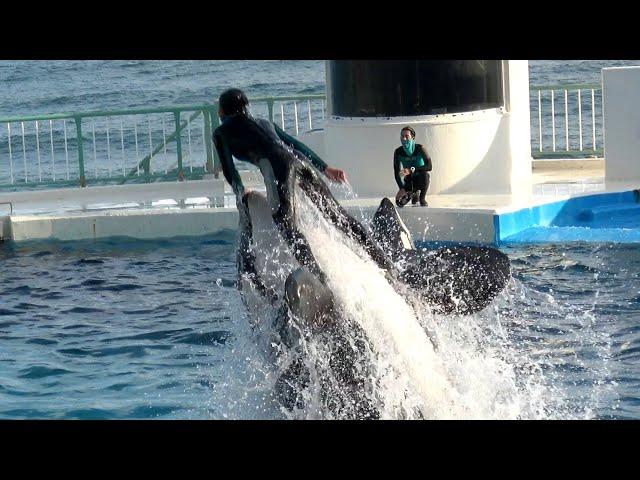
xmin=322 ymin=61 xmax=532 ymax=197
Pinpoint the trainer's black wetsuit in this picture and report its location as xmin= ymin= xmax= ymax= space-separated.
xmin=393 ymin=144 xmax=432 ymax=204
xmin=213 ymin=113 xmax=395 ymax=282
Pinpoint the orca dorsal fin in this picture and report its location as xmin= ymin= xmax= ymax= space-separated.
xmin=372 ymin=198 xmax=415 ymax=261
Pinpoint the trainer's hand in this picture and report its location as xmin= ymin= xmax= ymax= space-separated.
xmin=402 ymin=168 xmax=411 ymax=176
xmin=324 ymin=166 xmax=347 ymax=184
xmin=395 ymin=189 xmax=407 ymax=203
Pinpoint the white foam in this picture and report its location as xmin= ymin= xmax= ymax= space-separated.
xmin=294 ymin=189 xmax=475 ymax=418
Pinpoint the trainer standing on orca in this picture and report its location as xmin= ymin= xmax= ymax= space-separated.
xmin=394 ymin=126 xmax=432 ymax=207
xmin=213 ymin=88 xmax=396 ymax=283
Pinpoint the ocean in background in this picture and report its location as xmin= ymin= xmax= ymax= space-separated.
xmin=0 ymin=60 xmax=639 ymax=118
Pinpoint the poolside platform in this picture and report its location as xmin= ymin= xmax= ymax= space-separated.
xmin=2 ymin=158 xmax=635 ymax=246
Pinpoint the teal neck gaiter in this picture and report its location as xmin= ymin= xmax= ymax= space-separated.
xmin=401 ymin=138 xmax=415 ymax=156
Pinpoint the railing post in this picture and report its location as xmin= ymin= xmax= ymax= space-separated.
xmin=212 ymin=111 xmax=221 ymax=178
xmin=75 ymin=116 xmax=86 ymax=187
xmin=203 ymin=108 xmax=215 ymax=174
xmin=173 ymin=111 xmax=184 ymax=181
xmin=267 ymin=99 xmax=274 ymax=123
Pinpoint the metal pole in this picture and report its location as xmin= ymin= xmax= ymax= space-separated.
xmin=578 ymin=89 xmax=583 ymax=151
xmin=537 ymin=90 xmax=542 ymax=152
xmin=551 ymin=90 xmax=556 ymax=152
xmin=203 ymin=109 xmax=214 ymax=174
xmin=35 ymin=120 xmax=42 ymax=182
xmin=75 ymin=116 xmax=86 ymax=187
xmin=280 ymin=103 xmax=285 ymax=130
xmin=21 ymin=122 xmax=27 ymax=183
xmin=592 ymin=89 xmax=596 ymax=151
xmin=106 ymin=117 xmax=112 ymax=178
xmin=49 ymin=120 xmax=56 ymax=181
xmin=174 ymin=111 xmax=184 ymax=181
xmin=92 ymin=121 xmax=98 ymax=179
xmin=187 ymin=114 xmax=193 ymax=173
xmin=564 ymin=90 xmax=569 ymax=151
xmin=162 ymin=115 xmax=168 ymax=174
xmin=134 ymin=119 xmax=140 ymax=176
xmin=7 ymin=124 xmax=13 ymax=184
xmin=63 ymin=120 xmax=70 ymax=180
xmin=212 ymin=110 xmax=221 ymax=178
xmin=267 ymin=99 xmax=274 ymax=123
xmin=120 ymin=120 xmax=126 ymax=177
xmin=146 ymin=118 xmax=153 ymax=177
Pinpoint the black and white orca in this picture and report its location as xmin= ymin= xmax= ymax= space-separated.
xmin=236 ymin=190 xmax=510 ymax=417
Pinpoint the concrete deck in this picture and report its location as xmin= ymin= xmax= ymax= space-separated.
xmin=2 ymin=158 xmax=633 ymax=245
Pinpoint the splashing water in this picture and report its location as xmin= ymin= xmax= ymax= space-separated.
xmin=279 ymin=187 xmax=562 ymax=419
xmin=213 ymin=182 xmax=615 ymax=419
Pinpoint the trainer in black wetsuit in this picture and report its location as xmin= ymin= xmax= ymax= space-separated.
xmin=393 ymin=126 xmax=432 ymax=207
xmin=212 ymin=88 xmax=396 ymax=283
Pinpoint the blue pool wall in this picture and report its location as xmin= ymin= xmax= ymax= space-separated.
xmin=495 ymin=190 xmax=640 ymax=244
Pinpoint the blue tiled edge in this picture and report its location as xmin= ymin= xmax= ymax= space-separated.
xmin=494 ymin=190 xmax=640 ymax=244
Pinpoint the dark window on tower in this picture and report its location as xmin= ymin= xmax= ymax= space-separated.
xmin=329 ymin=60 xmax=504 ymax=117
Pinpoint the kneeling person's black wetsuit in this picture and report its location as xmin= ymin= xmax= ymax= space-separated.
xmin=393 ymin=143 xmax=432 ymax=205
xmin=213 ymin=113 xmax=395 ymax=283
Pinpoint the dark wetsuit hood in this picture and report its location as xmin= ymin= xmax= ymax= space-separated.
xmin=219 ymin=88 xmax=249 ymax=116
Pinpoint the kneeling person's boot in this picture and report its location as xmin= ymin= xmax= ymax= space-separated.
xmin=419 ymin=190 xmax=428 ymax=207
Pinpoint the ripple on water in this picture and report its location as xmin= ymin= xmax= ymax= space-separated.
xmin=75 ymin=258 xmax=106 ymax=265
xmin=63 ymin=408 xmax=114 ymax=419
xmin=13 ymin=302 xmax=48 ymax=310
xmin=62 ymin=307 xmax=106 ymax=314
xmin=176 ymin=330 xmax=231 ymax=346
xmin=156 ymin=287 xmax=200 ymax=294
xmin=106 ymin=383 xmax=131 ymax=391
xmin=2 ymin=285 xmax=34 ymax=295
xmin=25 ymin=338 xmax=58 ymax=346
xmin=80 ymin=279 xmax=106 ymax=286
xmin=128 ymin=405 xmax=180 ymax=418
xmin=96 ymin=284 xmax=144 ymax=292
xmin=104 ymin=328 xmax=192 ymax=342
xmin=2 ymin=409 xmax=54 ymax=418
xmin=59 ymin=344 xmax=173 ymax=358
xmin=18 ymin=366 xmax=73 ymax=379
xmin=31 ymin=251 xmax=53 ymax=258
xmin=36 ymin=292 xmax=66 ymax=300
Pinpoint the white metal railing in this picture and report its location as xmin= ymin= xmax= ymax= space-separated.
xmin=530 ymin=83 xmax=603 ymax=158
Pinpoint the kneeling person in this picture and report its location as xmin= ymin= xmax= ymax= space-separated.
xmin=393 ymin=126 xmax=432 ymax=207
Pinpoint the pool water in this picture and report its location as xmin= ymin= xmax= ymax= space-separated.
xmin=0 ymin=235 xmax=637 ymax=419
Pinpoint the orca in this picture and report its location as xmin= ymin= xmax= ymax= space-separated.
xmin=372 ymin=197 xmax=511 ymax=315
xmin=236 ymin=191 xmax=379 ymax=418
xmin=236 ymin=191 xmax=511 ymax=417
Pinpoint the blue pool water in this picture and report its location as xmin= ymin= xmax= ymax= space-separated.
xmin=0 ymin=235 xmax=637 ymax=419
